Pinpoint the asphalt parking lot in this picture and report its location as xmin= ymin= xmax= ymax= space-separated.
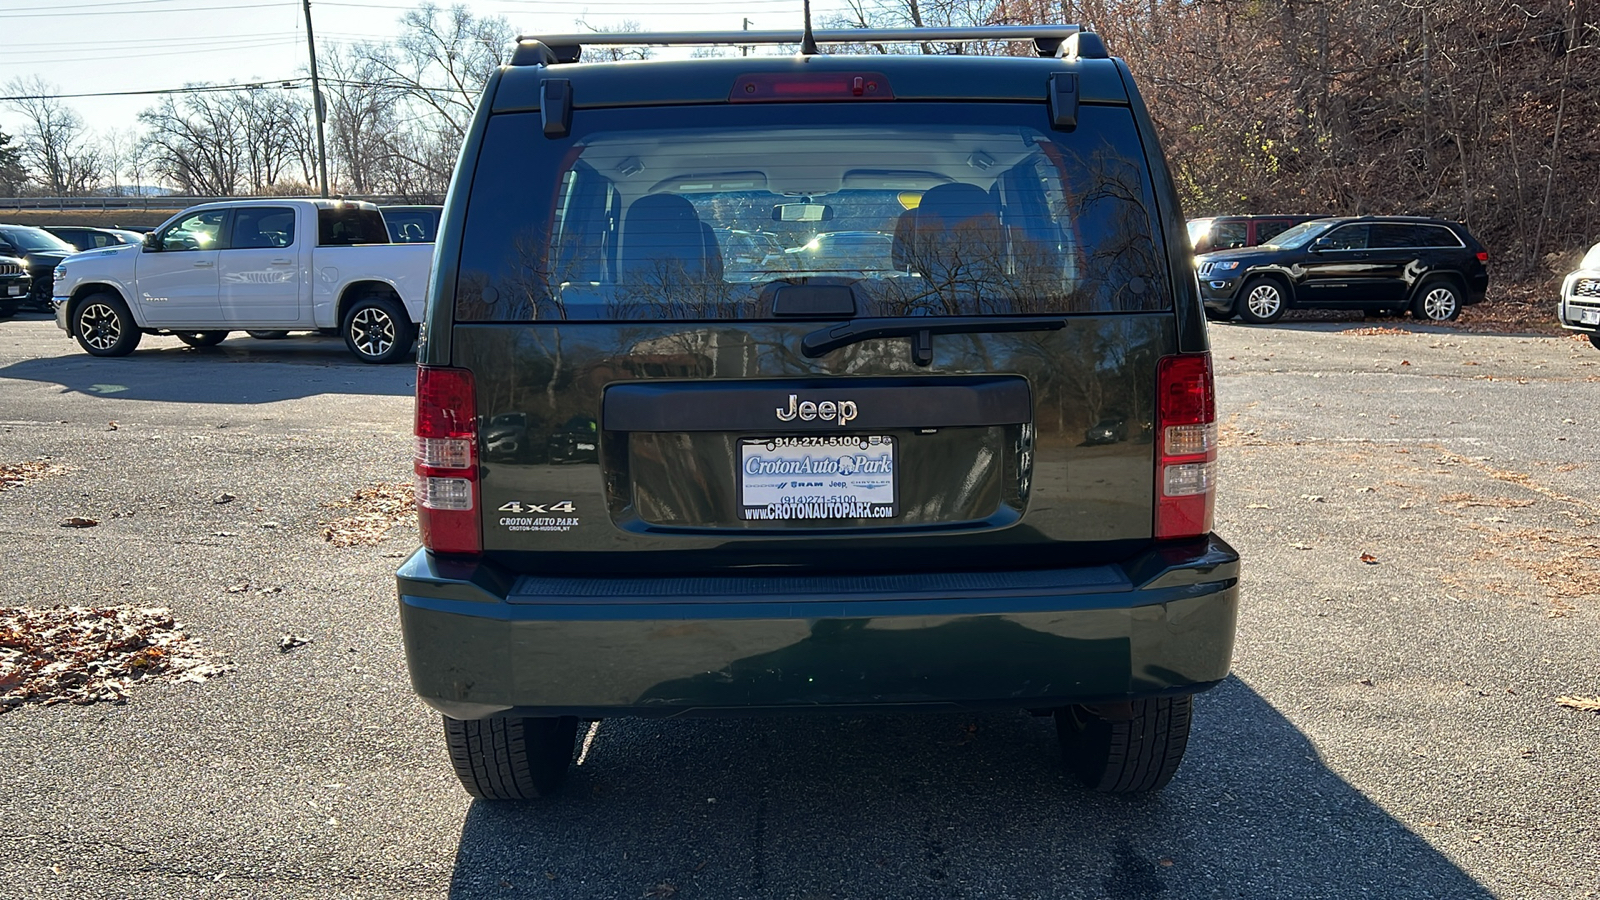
xmin=0 ymin=311 xmax=1596 ymax=899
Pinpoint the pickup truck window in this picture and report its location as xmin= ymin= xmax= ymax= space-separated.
xmin=159 ymin=210 xmax=227 ymax=252
xmin=231 ymin=207 xmax=296 ymax=249
xmin=318 ymin=207 xmax=389 ymax=246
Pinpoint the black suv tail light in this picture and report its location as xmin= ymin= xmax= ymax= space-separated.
xmin=415 ymin=366 xmax=481 ymax=555
xmin=1155 ymin=353 xmax=1216 ymax=539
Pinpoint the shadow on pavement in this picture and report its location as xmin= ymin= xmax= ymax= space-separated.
xmin=446 ymin=677 xmax=1492 ymax=899
xmin=0 ymin=331 xmax=413 ymax=403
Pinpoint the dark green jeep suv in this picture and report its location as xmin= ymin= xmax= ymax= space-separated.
xmin=397 ymin=25 xmax=1239 ymax=799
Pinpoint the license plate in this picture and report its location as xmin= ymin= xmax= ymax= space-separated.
xmin=5 ymin=285 xmax=19 ymax=296
xmin=1581 ymin=308 xmax=1600 ymax=325
xmin=740 ymin=435 xmax=896 ymax=521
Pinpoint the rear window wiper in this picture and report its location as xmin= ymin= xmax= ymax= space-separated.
xmin=801 ymin=316 xmax=1066 ymax=366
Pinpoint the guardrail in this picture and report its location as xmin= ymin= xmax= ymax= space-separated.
xmin=0 ymin=194 xmax=443 ymax=211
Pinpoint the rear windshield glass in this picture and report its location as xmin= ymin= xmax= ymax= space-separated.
xmin=383 ymin=208 xmax=439 ymax=243
xmin=318 ymin=206 xmax=390 ymax=246
xmin=454 ymin=103 xmax=1170 ymax=321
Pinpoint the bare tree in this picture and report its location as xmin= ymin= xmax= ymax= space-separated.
xmin=374 ymin=3 xmax=516 ymax=142
xmin=0 ymin=129 xmax=28 ymax=196
xmin=3 ymin=76 xmax=103 ymax=195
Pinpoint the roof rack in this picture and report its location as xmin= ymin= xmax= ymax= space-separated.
xmin=511 ymin=25 xmax=1106 ymax=66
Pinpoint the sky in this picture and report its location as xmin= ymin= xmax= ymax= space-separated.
xmin=0 ymin=0 xmax=854 ymax=148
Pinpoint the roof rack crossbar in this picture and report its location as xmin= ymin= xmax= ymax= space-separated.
xmin=516 ymin=25 xmax=1082 ymax=49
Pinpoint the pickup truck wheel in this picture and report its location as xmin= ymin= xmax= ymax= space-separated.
xmin=342 ymin=295 xmax=414 ymax=364
xmin=72 ymin=293 xmax=142 ymax=357
xmin=443 ymin=715 xmax=579 ymax=800
xmin=1056 ymin=695 xmax=1192 ymax=793
xmin=246 ymin=330 xmax=291 ymax=340
xmin=1237 ymin=278 xmax=1287 ymax=324
xmin=176 ymin=331 xmax=229 ymax=348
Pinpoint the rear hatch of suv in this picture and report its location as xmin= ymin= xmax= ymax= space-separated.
xmin=417 ymin=55 xmax=1213 ymax=576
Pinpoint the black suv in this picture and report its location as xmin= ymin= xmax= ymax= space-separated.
xmin=0 ymin=225 xmax=75 ymax=313
xmin=397 ymin=25 xmax=1239 ymax=799
xmin=1196 ymin=216 xmax=1489 ymax=323
xmin=0 ymin=255 xmax=30 ymax=318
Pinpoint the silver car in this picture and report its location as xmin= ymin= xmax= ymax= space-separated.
xmin=1559 ymin=241 xmax=1600 ymax=350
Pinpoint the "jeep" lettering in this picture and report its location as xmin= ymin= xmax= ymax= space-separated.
xmin=775 ymin=394 xmax=859 ymax=426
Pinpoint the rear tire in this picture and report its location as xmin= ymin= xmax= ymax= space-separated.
xmin=71 ymin=293 xmax=142 ymax=357
xmin=176 ymin=331 xmax=229 ymax=348
xmin=342 ymin=294 xmax=414 ymax=364
xmin=1411 ymin=280 xmax=1462 ymax=322
xmin=1056 ymin=695 xmax=1193 ymax=793
xmin=1237 ymin=278 xmax=1287 ymax=324
xmin=444 ymin=715 xmax=580 ymax=800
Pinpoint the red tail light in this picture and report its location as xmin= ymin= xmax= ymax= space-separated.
xmin=1155 ymin=353 xmax=1217 ymax=539
xmin=730 ymin=72 xmax=894 ymax=102
xmin=1476 ymin=251 xmax=1489 ymax=263
xmin=414 ymin=366 xmax=480 ymax=556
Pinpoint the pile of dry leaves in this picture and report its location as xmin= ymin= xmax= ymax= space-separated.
xmin=0 ymin=459 xmax=72 ymax=491
xmin=321 ymin=481 xmax=416 ymax=547
xmin=0 ymin=606 xmax=233 ymax=712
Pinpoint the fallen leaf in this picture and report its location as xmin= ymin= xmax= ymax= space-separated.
xmin=1359 ymin=553 xmax=1379 ymax=565
xmin=1290 ymin=542 xmax=1313 ymax=550
xmin=1246 ymin=503 xmax=1273 ymax=509
xmin=1556 ymin=695 xmax=1600 ymax=712
xmin=320 ymin=482 xmax=416 ymax=547
xmin=278 ymin=632 xmax=312 ymax=653
xmin=60 ymin=517 xmax=99 ymax=529
xmin=0 ymin=605 xmax=232 ymax=711
xmin=1300 ymin=494 xmax=1326 ymax=503
xmin=213 ymin=493 xmax=236 ymax=504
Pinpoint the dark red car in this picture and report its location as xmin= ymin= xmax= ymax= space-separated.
xmin=1187 ymin=215 xmax=1329 ymax=254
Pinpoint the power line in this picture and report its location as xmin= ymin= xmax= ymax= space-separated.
xmin=0 ymin=39 xmax=306 ymax=66
xmin=0 ymin=79 xmax=309 ymax=103
xmin=3 ymin=32 xmax=305 ymax=54
xmin=0 ymin=1 xmax=294 ymax=18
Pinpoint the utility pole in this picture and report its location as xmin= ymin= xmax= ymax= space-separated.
xmin=302 ymin=0 xmax=330 ymax=198
xmin=742 ymin=17 xmax=751 ymax=56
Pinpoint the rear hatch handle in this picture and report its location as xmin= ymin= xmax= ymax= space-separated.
xmin=801 ymin=316 xmax=1067 ymax=366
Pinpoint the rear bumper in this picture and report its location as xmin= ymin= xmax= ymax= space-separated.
xmin=396 ymin=536 xmax=1241 ymax=719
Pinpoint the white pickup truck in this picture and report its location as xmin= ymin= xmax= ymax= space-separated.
xmin=51 ymin=199 xmax=433 ymax=364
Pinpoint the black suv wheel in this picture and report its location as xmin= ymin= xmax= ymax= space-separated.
xmin=1056 ymin=696 xmax=1193 ymax=793
xmin=1238 ymin=278 xmax=1287 ymax=324
xmin=1412 ymin=279 xmax=1462 ymax=322
xmin=444 ymin=716 xmax=580 ymax=800
xmin=72 ymin=292 xmax=142 ymax=357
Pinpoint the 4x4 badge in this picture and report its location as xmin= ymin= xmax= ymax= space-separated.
xmin=775 ymin=394 xmax=858 ymax=426
xmin=498 ymin=500 xmax=576 ymax=514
